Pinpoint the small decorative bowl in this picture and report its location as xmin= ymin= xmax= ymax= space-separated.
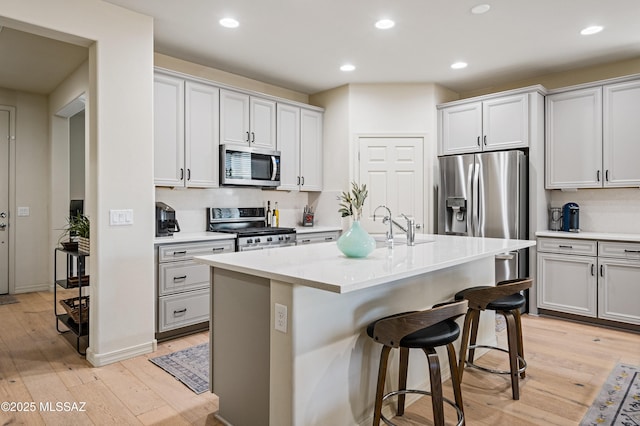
xmin=61 ymin=241 xmax=78 ymax=251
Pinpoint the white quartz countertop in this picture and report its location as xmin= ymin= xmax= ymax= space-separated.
xmin=154 ymin=231 xmax=236 ymax=245
xmin=195 ymin=234 xmax=536 ymax=294
xmin=295 ymin=226 xmax=342 ymax=234
xmin=536 ymin=231 xmax=640 ymax=243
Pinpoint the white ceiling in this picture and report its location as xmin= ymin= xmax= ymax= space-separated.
xmin=1 ymin=0 xmax=639 ymax=96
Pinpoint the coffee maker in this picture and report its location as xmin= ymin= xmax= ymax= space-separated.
xmin=156 ymin=202 xmax=180 ymax=237
xmin=562 ymin=202 xmax=580 ymax=232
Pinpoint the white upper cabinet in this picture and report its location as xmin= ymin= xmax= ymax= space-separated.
xmin=299 ymin=108 xmax=323 ymax=191
xmin=438 ymin=92 xmax=529 ymax=156
xmin=603 ymin=80 xmax=640 ymax=187
xmin=154 ymin=73 xmax=185 ymax=186
xmin=220 ymin=89 xmax=276 ymax=150
xmin=276 ymin=105 xmax=323 ymax=192
xmin=546 ymin=87 xmax=603 ymax=189
xmin=185 ymin=81 xmax=220 ymax=188
xmin=546 ymin=78 xmax=640 ymax=189
xmin=276 ymin=103 xmax=300 ymax=191
xmin=154 ymin=73 xmax=219 ymax=188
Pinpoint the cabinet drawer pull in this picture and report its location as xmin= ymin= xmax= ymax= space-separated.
xmin=558 ymin=245 xmax=573 ymax=249
xmin=324 ymin=237 xmax=334 ymax=241
xmin=624 ymin=249 xmax=640 ymax=253
xmin=173 ymin=308 xmax=187 ymax=315
xmin=173 ymin=251 xmax=187 ymax=256
xmin=301 ymin=239 xmax=311 ymax=243
xmin=173 ymin=275 xmax=187 ymax=281
xmin=212 ymin=247 xmax=225 ymax=252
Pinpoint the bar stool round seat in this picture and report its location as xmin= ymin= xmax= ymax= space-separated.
xmin=367 ymin=301 xmax=468 ymax=426
xmin=456 ymin=278 xmax=532 ymax=400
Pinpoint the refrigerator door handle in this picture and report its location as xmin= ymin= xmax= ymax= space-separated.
xmin=467 ymin=162 xmax=476 ymax=236
xmin=472 ymin=159 xmax=481 ymax=236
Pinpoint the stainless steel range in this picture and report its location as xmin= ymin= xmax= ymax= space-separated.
xmin=206 ymin=207 xmax=296 ymax=251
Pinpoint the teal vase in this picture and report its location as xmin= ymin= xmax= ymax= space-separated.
xmin=337 ymin=220 xmax=376 ymax=258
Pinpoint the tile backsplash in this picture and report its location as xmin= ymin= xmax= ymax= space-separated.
xmin=155 ymin=187 xmax=319 ymax=232
xmin=550 ymin=188 xmax=640 ymax=234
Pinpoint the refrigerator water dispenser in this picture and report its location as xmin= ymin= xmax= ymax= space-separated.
xmin=446 ymin=197 xmax=467 ymax=234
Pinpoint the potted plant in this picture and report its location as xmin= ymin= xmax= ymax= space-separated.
xmin=59 ymin=213 xmax=90 ymax=253
xmin=336 ymin=182 xmax=376 ymax=258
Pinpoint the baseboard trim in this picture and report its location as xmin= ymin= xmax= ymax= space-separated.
xmin=86 ymin=339 xmax=157 ymax=367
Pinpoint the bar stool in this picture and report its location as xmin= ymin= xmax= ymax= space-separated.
xmin=455 ymin=278 xmax=532 ymax=400
xmin=367 ymin=300 xmax=468 ymax=426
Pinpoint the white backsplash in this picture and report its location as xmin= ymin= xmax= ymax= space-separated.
xmin=155 ymin=187 xmax=312 ymax=232
xmin=550 ymin=188 xmax=640 ymax=234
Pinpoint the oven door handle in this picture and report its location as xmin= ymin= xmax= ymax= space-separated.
xmin=271 ymin=156 xmax=278 ymax=181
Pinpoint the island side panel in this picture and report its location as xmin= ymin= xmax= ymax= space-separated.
xmin=211 ymin=268 xmax=271 ymax=426
xmin=286 ymin=256 xmax=495 ymax=426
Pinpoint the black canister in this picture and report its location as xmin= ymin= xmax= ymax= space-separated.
xmin=562 ymin=202 xmax=579 ymax=232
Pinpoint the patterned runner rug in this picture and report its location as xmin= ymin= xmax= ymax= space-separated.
xmin=580 ymin=363 xmax=640 ymax=425
xmin=0 ymin=294 xmax=19 ymax=305
xmin=149 ymin=342 xmax=209 ymax=394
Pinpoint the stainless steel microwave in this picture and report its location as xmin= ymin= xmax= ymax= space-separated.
xmin=220 ymin=145 xmax=281 ymax=187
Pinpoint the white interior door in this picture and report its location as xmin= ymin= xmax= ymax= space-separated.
xmin=0 ymin=110 xmax=9 ymax=294
xmin=358 ymin=136 xmax=424 ymax=235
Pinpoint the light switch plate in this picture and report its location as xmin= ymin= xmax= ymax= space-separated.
xmin=17 ymin=207 xmax=30 ymax=217
xmin=109 ymin=209 xmax=134 ymax=226
xmin=275 ymin=303 xmax=288 ymax=333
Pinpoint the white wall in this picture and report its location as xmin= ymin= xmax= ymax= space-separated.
xmin=1 ymin=0 xmax=155 ymax=366
xmin=310 ymin=83 xmax=445 ymax=233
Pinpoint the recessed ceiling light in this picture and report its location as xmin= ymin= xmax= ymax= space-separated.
xmin=451 ymin=62 xmax=468 ymax=70
xmin=471 ymin=4 xmax=491 ymax=15
xmin=219 ymin=18 xmax=239 ymax=28
xmin=581 ymin=25 xmax=603 ymax=35
xmin=375 ymin=19 xmax=395 ymax=30
xmin=340 ymin=64 xmax=356 ymax=72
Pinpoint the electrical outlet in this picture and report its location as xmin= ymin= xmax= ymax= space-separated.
xmin=275 ymin=303 xmax=287 ymax=333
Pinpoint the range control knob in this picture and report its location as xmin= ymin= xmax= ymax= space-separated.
xmin=247 ymin=238 xmax=253 ymax=244
xmin=278 ymin=236 xmax=284 ymax=241
xmin=267 ymin=237 xmax=273 ymax=242
xmin=255 ymin=238 xmax=261 ymax=243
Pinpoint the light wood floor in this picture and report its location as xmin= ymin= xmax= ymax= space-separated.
xmin=0 ymin=292 xmax=638 ymax=425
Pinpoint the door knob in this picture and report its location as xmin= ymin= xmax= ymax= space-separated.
xmin=0 ymin=212 xmax=6 ymax=218
xmin=0 ymin=223 xmax=6 ymax=230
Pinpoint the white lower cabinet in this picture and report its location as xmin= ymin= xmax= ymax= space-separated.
xmin=156 ymin=239 xmax=235 ymax=337
xmin=537 ymin=251 xmax=597 ymax=317
xmin=537 ymin=237 xmax=640 ymax=325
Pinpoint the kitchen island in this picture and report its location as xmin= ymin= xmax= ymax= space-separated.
xmin=195 ymin=234 xmax=536 ymax=426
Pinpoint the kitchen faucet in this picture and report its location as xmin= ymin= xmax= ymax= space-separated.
xmin=373 ymin=205 xmax=416 ymax=246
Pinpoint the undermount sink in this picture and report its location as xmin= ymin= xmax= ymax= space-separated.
xmin=373 ymin=235 xmax=434 ymax=248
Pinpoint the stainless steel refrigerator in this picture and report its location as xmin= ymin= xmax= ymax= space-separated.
xmin=438 ymin=150 xmax=528 ymax=286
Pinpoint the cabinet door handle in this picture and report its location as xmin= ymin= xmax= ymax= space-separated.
xmin=180 ymin=168 xmax=184 ymax=181
xmin=173 ymin=308 xmax=187 ymax=315
xmin=591 ymin=264 xmax=595 ymax=276
xmin=251 ymin=132 xmax=255 ymax=143
xmin=187 ymin=169 xmax=191 ymax=181
xmin=600 ymin=265 xmax=604 ymax=277
xmin=477 ymin=136 xmax=480 ymax=146
xmin=212 ymin=247 xmax=225 ymax=252
xmin=558 ymin=245 xmax=573 ymax=249
xmin=173 ymin=275 xmax=187 ymax=281
xmin=301 ymin=176 xmax=305 ymax=186
xmin=597 ymin=170 xmax=601 ymax=182
xmin=246 ymin=131 xmax=250 ymax=142
xmin=605 ymin=170 xmax=609 ymax=182
xmin=483 ymin=135 xmax=487 ymax=145
xmin=297 ymin=176 xmax=300 ymax=185
xmin=173 ymin=250 xmax=187 ymax=256
xmin=624 ymin=249 xmax=640 ymax=253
